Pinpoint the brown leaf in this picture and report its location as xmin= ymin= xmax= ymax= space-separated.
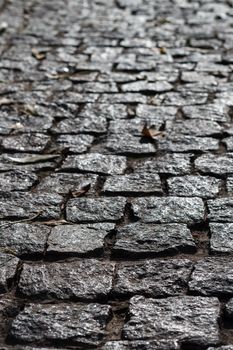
xmin=159 ymin=47 xmax=167 ymax=54
xmin=41 ymin=219 xmax=68 ymax=226
xmin=31 ymin=48 xmax=46 ymax=60
xmin=70 ymin=183 xmax=91 ymax=198
xmin=142 ymin=123 xmax=165 ymax=139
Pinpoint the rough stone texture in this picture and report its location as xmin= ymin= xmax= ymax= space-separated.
xmin=132 ymin=197 xmax=204 ymax=224
xmin=210 ymin=223 xmax=233 ymax=254
xmin=1 ymin=133 xmax=50 ymax=153
xmin=195 ymin=154 xmax=233 ymax=175
xmin=113 ymin=259 xmax=193 ymax=298
xmin=113 ymin=223 xmax=196 ymax=256
xmin=18 ymin=259 xmax=115 ymax=300
xmin=102 ymin=173 xmax=162 ymax=195
xmin=189 ymin=258 xmax=233 ymax=296
xmin=123 ymin=295 xmax=220 ymax=347
xmin=56 ymin=134 xmax=94 ymax=153
xmin=47 ymin=223 xmax=115 ymax=255
xmin=66 ymin=197 xmax=126 ymax=223
xmin=0 ymin=170 xmax=37 ymax=192
xmin=102 ymin=340 xmax=180 ymax=350
xmin=134 ymin=153 xmax=192 ymax=175
xmin=0 ymin=254 xmax=19 ymax=293
xmin=225 ymin=299 xmax=233 ymax=319
xmin=0 ymin=192 xmax=62 ymax=220
xmin=167 ymin=175 xmax=221 ymax=198
xmin=0 ymin=223 xmax=49 ymax=257
xmin=9 ymin=303 xmax=111 ymax=346
xmin=208 ymin=199 xmax=233 ymax=222
xmin=61 ymin=153 xmax=127 ymax=175
xmin=37 ymin=173 xmax=98 ymax=195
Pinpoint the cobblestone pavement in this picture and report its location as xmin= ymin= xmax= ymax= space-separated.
xmin=1 ymin=0 xmax=233 ymax=349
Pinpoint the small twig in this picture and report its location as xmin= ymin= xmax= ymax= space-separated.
xmin=0 ymin=210 xmax=44 ymax=229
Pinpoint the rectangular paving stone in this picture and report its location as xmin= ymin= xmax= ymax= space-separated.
xmin=102 ymin=173 xmax=162 ymax=195
xmin=0 ymin=170 xmax=37 ymax=192
xmin=102 ymin=340 xmax=180 ymax=350
xmin=134 ymin=153 xmax=192 ymax=175
xmin=105 ymin=134 xmax=156 ymax=155
xmin=37 ymin=173 xmax=98 ymax=195
xmin=0 ymin=223 xmax=50 ymax=257
xmin=113 ymin=259 xmax=193 ymax=298
xmin=132 ymin=197 xmax=205 ymax=224
xmin=2 ymin=133 xmax=50 ymax=153
xmin=195 ymin=153 xmax=233 ymax=175
xmin=51 ymin=115 xmax=107 ymax=134
xmin=210 ymin=223 xmax=233 ymax=254
xmin=18 ymin=259 xmax=115 ymax=300
xmin=0 ymin=192 xmax=63 ymax=220
xmin=168 ymin=175 xmax=221 ymax=198
xmin=66 ymin=197 xmax=126 ymax=223
xmin=208 ymin=198 xmax=233 ymax=222
xmin=227 ymin=176 xmax=233 ymax=193
xmin=113 ymin=222 xmax=196 ymax=256
xmin=123 ymin=295 xmax=220 ymax=347
xmin=61 ymin=153 xmax=127 ymax=175
xmin=0 ymin=253 xmax=19 ymax=293
xmin=189 ymin=258 xmax=233 ymax=296
xmin=9 ymin=302 xmax=111 ymax=346
xmin=56 ymin=134 xmax=94 ymax=153
xmin=136 ymin=104 xmax=177 ymax=122
xmin=47 ymin=223 xmax=115 ymax=256
xmin=166 ymin=119 xmax=222 ymax=137
xmin=157 ymin=135 xmax=219 ymax=152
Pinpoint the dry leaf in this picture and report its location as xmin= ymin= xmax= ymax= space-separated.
xmin=41 ymin=219 xmax=68 ymax=226
xmin=0 ymin=97 xmax=14 ymax=106
xmin=22 ymin=104 xmax=39 ymax=116
xmin=70 ymin=183 xmax=91 ymax=198
xmin=31 ymin=48 xmax=46 ymax=60
xmin=5 ymin=154 xmax=60 ymax=164
xmin=159 ymin=47 xmax=167 ymax=54
xmin=142 ymin=123 xmax=165 ymax=139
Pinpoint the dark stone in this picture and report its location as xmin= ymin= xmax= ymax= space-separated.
xmin=0 ymin=254 xmax=19 ymax=293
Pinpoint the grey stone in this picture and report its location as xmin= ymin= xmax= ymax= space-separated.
xmin=225 ymin=299 xmax=233 ymax=319
xmin=102 ymin=340 xmax=180 ymax=350
xmin=208 ymin=347 xmax=233 ymax=350
xmin=136 ymin=105 xmax=176 ymax=122
xmin=47 ymin=223 xmax=115 ymax=255
xmin=166 ymin=119 xmax=222 ymax=137
xmin=9 ymin=302 xmax=111 ymax=346
xmin=227 ymin=176 xmax=233 ymax=193
xmin=134 ymin=153 xmax=192 ymax=175
xmin=37 ymin=173 xmax=98 ymax=195
xmin=61 ymin=153 xmax=127 ymax=175
xmin=66 ymin=197 xmax=126 ymax=223
xmin=189 ymin=258 xmax=233 ymax=296
xmin=208 ymin=198 xmax=233 ymax=222
xmin=105 ymin=134 xmax=156 ymax=155
xmin=0 ymin=223 xmax=49 ymax=257
xmin=0 ymin=170 xmax=37 ymax=192
xmin=132 ymin=197 xmax=204 ymax=224
xmin=210 ymin=223 xmax=233 ymax=254
xmin=0 ymin=192 xmax=62 ymax=220
xmin=168 ymin=175 xmax=221 ymax=198
xmin=113 ymin=222 xmax=196 ymax=256
xmin=162 ymin=92 xmax=208 ymax=106
xmin=157 ymin=135 xmax=219 ymax=152
xmin=182 ymin=104 xmax=230 ymax=122
xmin=195 ymin=153 xmax=233 ymax=175
xmin=56 ymin=134 xmax=94 ymax=153
xmin=80 ymin=103 xmax=128 ymax=120
xmin=19 ymin=259 xmax=115 ymax=300
xmin=102 ymin=173 xmax=162 ymax=195
xmin=113 ymin=259 xmax=193 ymax=298
xmin=123 ymin=295 xmax=220 ymax=347
xmin=2 ymin=133 xmax=50 ymax=153
xmin=121 ymin=81 xmax=173 ymax=92
xmin=51 ymin=116 xmax=107 ymax=134
xmin=0 ymin=253 xmax=19 ymax=293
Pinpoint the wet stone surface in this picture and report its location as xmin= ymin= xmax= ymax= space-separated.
xmin=189 ymin=258 xmax=233 ymax=296
xmin=113 ymin=223 xmax=196 ymax=256
xmin=113 ymin=259 xmax=193 ymax=298
xmin=18 ymin=259 xmax=115 ymax=301
xmin=123 ymin=295 xmax=220 ymax=347
xmin=1 ymin=0 xmax=233 ymax=348
xmin=47 ymin=223 xmax=115 ymax=256
xmin=132 ymin=197 xmax=205 ymax=224
xmin=9 ymin=303 xmax=111 ymax=346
